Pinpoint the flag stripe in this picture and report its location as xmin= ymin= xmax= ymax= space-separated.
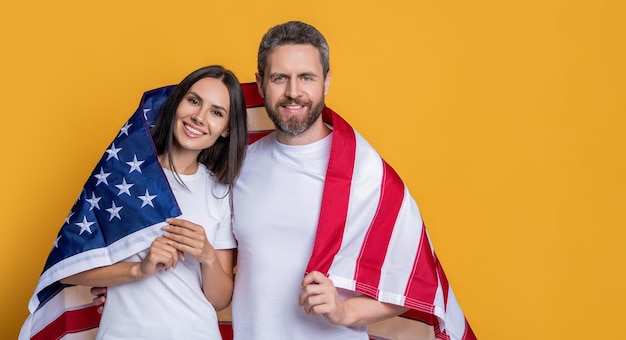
xmin=31 ymin=306 xmax=100 ymax=340
xmin=305 ymin=108 xmax=356 ymax=275
xmin=241 ymin=83 xmax=264 ymax=107
xmin=404 ymin=225 xmax=438 ymax=314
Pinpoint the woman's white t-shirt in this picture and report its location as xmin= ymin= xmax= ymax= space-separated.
xmin=97 ymin=164 xmax=235 ymax=339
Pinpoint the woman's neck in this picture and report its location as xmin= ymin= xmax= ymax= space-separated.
xmin=158 ymin=149 xmax=200 ymax=175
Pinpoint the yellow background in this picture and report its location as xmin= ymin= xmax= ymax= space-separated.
xmin=1 ymin=1 xmax=624 ymax=339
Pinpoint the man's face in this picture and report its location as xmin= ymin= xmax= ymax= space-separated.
xmin=257 ymin=44 xmax=330 ymax=136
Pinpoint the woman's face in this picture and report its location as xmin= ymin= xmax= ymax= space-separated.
xmin=173 ymin=77 xmax=231 ymax=153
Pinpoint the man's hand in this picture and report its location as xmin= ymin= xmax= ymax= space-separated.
xmin=299 ymin=271 xmax=347 ymax=325
xmin=299 ymin=271 xmax=410 ymax=326
xmin=90 ymin=286 xmax=107 ymax=314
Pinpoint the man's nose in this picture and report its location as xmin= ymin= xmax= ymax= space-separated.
xmin=285 ymin=79 xmax=301 ymax=99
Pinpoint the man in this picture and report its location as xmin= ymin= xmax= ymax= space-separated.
xmin=230 ymin=21 xmax=474 ymax=339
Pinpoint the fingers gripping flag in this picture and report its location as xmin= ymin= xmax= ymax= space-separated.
xmin=19 ymin=86 xmax=182 ymax=340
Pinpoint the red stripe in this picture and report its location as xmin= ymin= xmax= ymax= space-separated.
xmin=31 ymin=305 xmax=101 ymax=340
xmin=247 ymin=131 xmax=272 ymax=144
xmin=462 ymin=318 xmax=478 ymax=340
xmin=354 ymin=161 xmax=405 ymax=298
xmin=404 ymin=225 xmax=439 ymax=317
xmin=241 ymin=82 xmax=264 ymax=107
xmin=218 ymin=322 xmax=234 ymax=340
xmin=306 ymin=108 xmax=356 ymax=274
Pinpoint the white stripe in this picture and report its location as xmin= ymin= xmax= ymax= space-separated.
xmin=442 ymin=287 xmax=467 ymax=339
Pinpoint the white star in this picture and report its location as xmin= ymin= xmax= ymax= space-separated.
xmin=105 ymin=142 xmax=122 ymax=161
xmin=86 ymin=192 xmax=102 ymax=211
xmin=118 ymin=122 xmax=132 ymax=137
xmin=64 ymin=211 xmax=74 ymax=224
xmin=115 ymin=178 xmax=134 ymax=196
xmin=138 ymin=189 xmax=157 ymax=208
xmin=106 ymin=201 xmax=123 ymax=221
xmin=76 ymin=216 xmax=95 ymax=235
xmin=53 ymin=235 xmax=61 ymax=248
xmin=126 ymin=155 xmax=144 ymax=174
xmin=94 ymin=167 xmax=111 ymax=186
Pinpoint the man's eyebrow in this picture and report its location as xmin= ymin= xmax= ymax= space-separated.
xmin=269 ymin=72 xmax=288 ymax=78
xmin=268 ymin=72 xmax=318 ymax=78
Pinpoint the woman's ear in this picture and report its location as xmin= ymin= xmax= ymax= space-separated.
xmin=221 ymin=129 xmax=230 ymax=138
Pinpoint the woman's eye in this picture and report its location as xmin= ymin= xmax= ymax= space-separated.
xmin=213 ymin=111 xmax=223 ymax=117
xmin=189 ymin=98 xmax=199 ymax=105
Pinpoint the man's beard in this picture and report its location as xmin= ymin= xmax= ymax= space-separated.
xmin=265 ymin=97 xmax=325 ymax=136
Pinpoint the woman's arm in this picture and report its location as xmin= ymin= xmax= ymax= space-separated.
xmin=199 ymin=249 xmax=234 ymax=311
xmin=61 ymin=236 xmax=181 ymax=286
xmin=162 ymin=218 xmax=235 ymax=311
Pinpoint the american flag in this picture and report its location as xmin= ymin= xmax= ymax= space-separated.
xmin=19 ymin=86 xmax=182 ymax=340
xmin=20 ymin=83 xmax=475 ymax=340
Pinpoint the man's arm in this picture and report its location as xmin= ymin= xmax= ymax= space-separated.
xmin=299 ymin=271 xmax=409 ymax=326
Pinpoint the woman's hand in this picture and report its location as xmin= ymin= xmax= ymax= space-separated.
xmin=161 ymin=218 xmax=216 ymax=265
xmin=137 ymin=236 xmax=181 ymax=277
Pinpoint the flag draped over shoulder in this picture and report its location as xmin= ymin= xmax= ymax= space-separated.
xmin=19 ymin=86 xmax=182 ymax=340
xmin=304 ymin=107 xmax=477 ymax=340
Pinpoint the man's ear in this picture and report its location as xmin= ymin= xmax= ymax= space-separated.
xmin=323 ymin=70 xmax=332 ymax=96
xmin=255 ymin=73 xmax=264 ymax=98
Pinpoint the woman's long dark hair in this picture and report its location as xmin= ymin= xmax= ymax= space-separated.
xmin=151 ymin=65 xmax=248 ymax=193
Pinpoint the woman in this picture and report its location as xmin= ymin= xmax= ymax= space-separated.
xmin=61 ymin=65 xmax=247 ymax=339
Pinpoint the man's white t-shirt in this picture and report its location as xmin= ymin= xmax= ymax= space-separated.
xmin=232 ymin=133 xmax=368 ymax=340
xmin=97 ymin=164 xmax=236 ymax=339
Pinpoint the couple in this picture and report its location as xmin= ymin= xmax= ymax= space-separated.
xmin=20 ymin=21 xmax=475 ymax=340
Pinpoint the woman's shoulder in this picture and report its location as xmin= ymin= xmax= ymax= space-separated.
xmin=198 ymin=163 xmax=229 ymax=193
